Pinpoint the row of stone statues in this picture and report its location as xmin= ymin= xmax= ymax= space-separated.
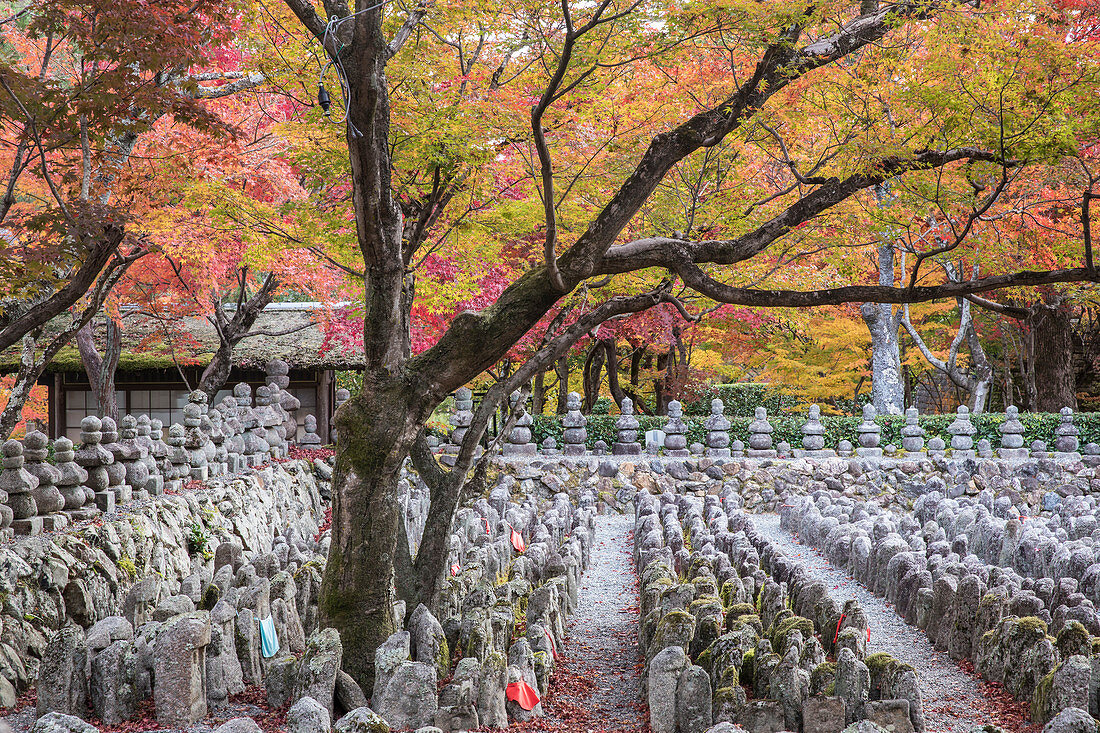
xmin=0 ymin=366 xmax=327 ymax=539
xmin=443 ymin=391 xmax=1094 ymax=461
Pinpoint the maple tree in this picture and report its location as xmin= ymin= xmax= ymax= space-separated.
xmin=0 ymin=0 xmax=277 ymax=436
xmin=266 ymin=0 xmax=1100 ymax=690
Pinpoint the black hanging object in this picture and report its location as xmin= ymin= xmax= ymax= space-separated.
xmin=317 ymin=83 xmax=332 ymax=113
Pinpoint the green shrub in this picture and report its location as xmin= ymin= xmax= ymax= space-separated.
xmin=531 ymin=411 xmax=1100 ymax=450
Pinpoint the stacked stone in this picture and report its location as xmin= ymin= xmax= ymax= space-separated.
xmin=166 ymin=424 xmax=189 ymax=491
xmin=855 ymin=404 xmax=882 ymax=458
xmin=704 ymin=398 xmax=731 ymax=458
xmin=234 ymin=384 xmax=267 ymax=466
xmin=118 ymin=415 xmax=152 ymax=500
xmin=746 ymin=406 xmax=776 ymax=458
xmin=219 ymin=397 xmax=244 ymax=473
xmin=255 ymin=386 xmax=284 ymax=459
xmin=503 ymin=392 xmax=536 ymax=457
xmin=301 ymin=415 xmax=322 ymax=446
xmin=562 ymin=392 xmax=587 ymax=457
xmin=137 ymin=416 xmax=164 ymax=496
xmin=612 ymin=398 xmax=642 ymax=455
xmin=101 ymin=417 xmax=131 ymax=503
xmin=22 ymin=429 xmax=67 ymax=530
xmin=208 ymin=409 xmax=229 ymax=476
xmin=335 ymin=388 xmax=350 ymax=410
xmin=3 ymin=439 xmax=40 ymax=535
xmin=446 ymin=388 xmax=475 ymax=453
xmin=662 ymin=400 xmax=689 ymax=457
xmin=998 ymin=406 xmax=1027 ymax=460
xmin=75 ymin=416 xmax=115 ymax=513
xmin=901 ymin=407 xmax=925 ymax=453
xmin=183 ymin=397 xmax=209 ymax=481
xmin=299 ymin=411 xmax=321 ymax=444
xmin=150 ymin=418 xmax=170 ymax=483
xmin=54 ymin=436 xmax=92 ymax=519
xmin=799 ymin=404 xmax=832 ymax=458
xmin=266 ymin=359 xmax=300 ymax=439
xmin=947 ymin=405 xmax=977 ymax=459
xmin=927 ymin=436 xmax=946 ymax=458
xmin=1054 ymin=407 xmax=1081 ymax=459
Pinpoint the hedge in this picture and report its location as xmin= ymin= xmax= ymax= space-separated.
xmin=530 ymin=412 xmax=1100 ymax=451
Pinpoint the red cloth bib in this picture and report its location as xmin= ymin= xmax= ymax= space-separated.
xmin=450 ymin=562 xmax=461 ymax=577
xmin=510 ymin=528 xmax=526 ymax=553
xmin=506 ymin=680 xmax=540 ymax=711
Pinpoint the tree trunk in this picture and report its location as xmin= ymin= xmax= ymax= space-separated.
xmin=604 ymin=339 xmax=626 ymax=406
xmin=532 ymin=369 xmax=545 ymax=415
xmin=555 ymin=355 xmax=569 ymax=414
xmin=1030 ymin=303 xmax=1077 ymax=411
xmin=76 ymin=316 xmax=122 ymax=419
xmin=860 ymin=244 xmax=904 ymax=414
xmin=322 ymin=375 xmax=430 ymax=690
xmin=630 ymin=346 xmax=645 ymax=386
xmin=582 ymin=341 xmax=605 ymax=411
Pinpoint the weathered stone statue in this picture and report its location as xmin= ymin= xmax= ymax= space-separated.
xmin=856 ymin=404 xmax=882 ymax=458
xmin=746 ymin=406 xmax=776 ymax=458
xmin=503 ymin=391 xmax=536 ymax=457
xmin=76 ymin=416 xmax=115 ymax=512
xmin=2 ymin=438 xmax=41 ymax=534
xmin=663 ymin=400 xmax=689 ymax=457
xmin=947 ymin=405 xmax=976 ymax=458
xmin=562 ymin=392 xmax=588 ymax=457
xmin=901 ymin=407 xmax=925 ymax=453
xmin=22 ymin=430 xmax=66 ymax=532
xmin=612 ymin=398 xmax=641 ymax=456
xmin=998 ymin=405 xmax=1027 ymax=460
xmin=705 ymin=399 xmax=731 ymax=458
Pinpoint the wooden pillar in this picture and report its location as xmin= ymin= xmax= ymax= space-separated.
xmin=50 ymin=373 xmax=63 ymax=439
xmin=318 ymin=369 xmax=333 ymax=443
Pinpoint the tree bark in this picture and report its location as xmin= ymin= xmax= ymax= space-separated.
xmin=76 ymin=316 xmax=122 ymax=420
xmin=555 ymin=354 xmax=570 ymax=414
xmin=860 ymin=243 xmax=904 ymax=414
xmin=1030 ymin=302 xmax=1077 ymax=411
xmin=604 ymin=339 xmax=626 ymax=407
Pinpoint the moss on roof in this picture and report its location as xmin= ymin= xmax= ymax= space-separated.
xmin=0 ymin=307 xmax=364 ymax=373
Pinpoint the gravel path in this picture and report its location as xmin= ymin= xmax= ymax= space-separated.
xmin=750 ymin=513 xmax=1008 ymax=733
xmin=537 ymin=513 xmax=648 ymax=733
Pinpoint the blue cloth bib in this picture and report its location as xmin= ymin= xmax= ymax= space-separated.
xmin=259 ymin=615 xmax=280 ymax=658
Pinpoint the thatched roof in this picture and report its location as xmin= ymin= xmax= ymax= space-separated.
xmin=1 ymin=303 xmax=364 ymax=373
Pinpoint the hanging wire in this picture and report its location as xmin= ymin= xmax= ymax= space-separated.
xmin=316 ymin=0 xmax=396 ymax=137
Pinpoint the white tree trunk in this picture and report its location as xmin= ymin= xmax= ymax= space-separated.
xmin=861 ymin=242 xmax=905 ymax=415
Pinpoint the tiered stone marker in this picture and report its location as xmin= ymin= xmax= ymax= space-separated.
xmin=0 ymin=443 xmax=16 ymax=538
xmin=947 ymin=405 xmax=976 ymax=459
xmin=256 ymin=385 xmax=284 ymax=459
xmin=76 ymin=416 xmax=115 ymax=513
xmin=503 ymin=392 xmax=536 ymax=457
xmin=301 ymin=414 xmax=322 ymax=447
xmin=209 ymin=409 xmax=228 ymax=475
xmin=562 ymin=392 xmax=587 ymax=457
xmin=1031 ymin=439 xmax=1049 ymax=458
xmin=1 ymin=440 xmax=39 ymax=535
xmin=101 ymin=417 xmax=131 ymax=503
xmin=184 ymin=397 xmax=209 ymax=481
xmin=266 ymin=359 xmax=300 ymax=438
xmin=137 ymin=415 xmax=164 ymax=496
xmin=856 ymin=404 xmax=882 ymax=458
xmin=901 ymin=407 xmax=925 ymax=452
xmin=800 ymin=404 xmax=833 ymax=457
xmin=612 ymin=398 xmax=641 ymax=455
xmin=335 ymin=387 xmax=350 ymax=410
xmin=24 ymin=429 xmax=67 ymax=531
xmin=998 ymin=405 xmax=1027 ymax=460
xmin=166 ymin=424 xmax=189 ymax=491
xmin=441 ymin=388 xmax=474 ymax=466
xmin=219 ymin=397 xmax=244 ymax=472
xmin=54 ymin=436 xmax=93 ymax=519
xmin=746 ymin=407 xmax=776 ymax=458
xmin=1054 ymin=406 xmax=1081 ymax=460
xmin=662 ymin=400 xmax=689 ymax=457
xmin=118 ymin=415 xmax=151 ymax=500
xmin=927 ymin=436 xmax=946 ymax=458
xmin=704 ymin=399 xmax=731 ymax=458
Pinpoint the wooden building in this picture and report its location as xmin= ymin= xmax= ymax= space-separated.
xmin=2 ymin=303 xmax=362 ymax=442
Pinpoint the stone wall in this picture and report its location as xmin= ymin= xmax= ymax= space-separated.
xmin=0 ymin=458 xmax=327 ymax=704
